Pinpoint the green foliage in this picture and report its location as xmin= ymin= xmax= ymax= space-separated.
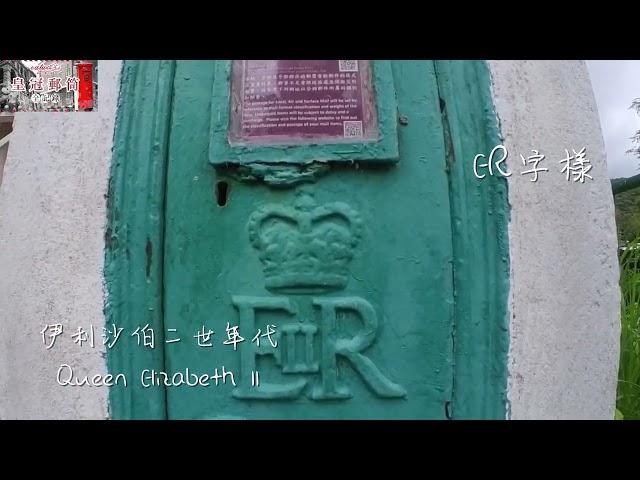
xmin=612 ymin=97 xmax=640 ymax=419
xmin=613 ymin=185 xmax=640 ymax=243
xmin=614 ymin=98 xmax=640 ymax=242
xmin=627 ymin=98 xmax=640 ymax=161
xmin=617 ymin=237 xmax=640 ymax=419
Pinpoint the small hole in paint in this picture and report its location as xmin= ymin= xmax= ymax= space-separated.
xmin=445 ymin=401 xmax=452 ymax=419
xmin=216 ymin=181 xmax=230 ymax=207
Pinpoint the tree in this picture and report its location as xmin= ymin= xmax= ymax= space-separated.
xmin=628 ymin=98 xmax=640 ymax=160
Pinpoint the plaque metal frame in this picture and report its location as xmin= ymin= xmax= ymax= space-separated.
xmin=208 ymin=60 xmax=400 ymax=166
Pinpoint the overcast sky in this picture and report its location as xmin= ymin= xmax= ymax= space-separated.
xmin=587 ymin=60 xmax=640 ymax=179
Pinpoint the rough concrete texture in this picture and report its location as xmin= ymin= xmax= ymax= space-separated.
xmin=489 ymin=60 xmax=621 ymax=419
xmin=0 ymin=61 xmax=121 ymax=419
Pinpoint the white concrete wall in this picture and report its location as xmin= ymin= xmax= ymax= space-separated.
xmin=0 ymin=60 xmax=121 ymax=419
xmin=489 ymin=60 xmax=621 ymax=419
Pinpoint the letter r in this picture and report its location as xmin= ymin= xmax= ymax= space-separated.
xmin=311 ymin=297 xmax=406 ymax=400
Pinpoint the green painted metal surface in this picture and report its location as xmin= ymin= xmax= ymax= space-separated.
xmin=435 ymin=60 xmax=510 ymax=419
xmin=105 ymin=60 xmax=175 ymax=419
xmin=105 ymin=60 xmax=510 ymax=419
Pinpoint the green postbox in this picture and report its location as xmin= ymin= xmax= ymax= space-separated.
xmin=106 ymin=60 xmax=510 ymax=419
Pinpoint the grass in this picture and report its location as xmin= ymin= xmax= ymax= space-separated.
xmin=616 ymin=238 xmax=640 ymax=419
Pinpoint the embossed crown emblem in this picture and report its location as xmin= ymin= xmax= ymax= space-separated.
xmin=248 ymin=190 xmax=363 ymax=292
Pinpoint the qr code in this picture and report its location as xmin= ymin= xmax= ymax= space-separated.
xmin=338 ymin=60 xmax=359 ymax=72
xmin=343 ymin=121 xmax=363 ymax=138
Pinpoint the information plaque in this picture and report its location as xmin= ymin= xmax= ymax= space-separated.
xmin=228 ymin=60 xmax=379 ymax=146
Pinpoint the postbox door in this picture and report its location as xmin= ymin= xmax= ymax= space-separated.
xmin=162 ymin=60 xmax=456 ymax=419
